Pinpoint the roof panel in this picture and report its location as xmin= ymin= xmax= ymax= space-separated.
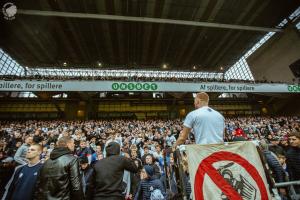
xmin=1 ymin=0 xmax=299 ymax=71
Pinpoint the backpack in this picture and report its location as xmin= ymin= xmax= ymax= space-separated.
xmin=150 ymin=188 xmax=165 ymax=200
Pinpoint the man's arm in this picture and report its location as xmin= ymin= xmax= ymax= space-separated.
xmin=2 ymin=165 xmax=23 ymax=200
xmin=133 ymin=182 xmax=142 ymax=200
xmin=174 ymin=126 xmax=191 ymax=148
xmin=69 ymin=158 xmax=84 ymax=200
xmin=86 ymin=169 xmax=96 ymax=200
xmin=123 ymin=157 xmax=138 ymax=173
xmin=14 ymin=146 xmax=28 ymax=165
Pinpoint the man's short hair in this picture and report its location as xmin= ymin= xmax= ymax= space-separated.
xmin=30 ymin=144 xmax=43 ymax=152
xmin=196 ymin=92 xmax=209 ymax=102
xmin=25 ymin=135 xmax=33 ymax=139
xmin=57 ymin=136 xmax=73 ymax=147
xmin=289 ymin=132 xmax=300 ymax=139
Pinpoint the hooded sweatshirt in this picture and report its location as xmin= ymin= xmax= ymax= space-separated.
xmin=87 ymin=142 xmax=138 ymax=200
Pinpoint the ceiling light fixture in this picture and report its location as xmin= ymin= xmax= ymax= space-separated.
xmin=63 ymin=62 xmax=67 ymax=66
xmin=98 ymin=62 xmax=102 ymax=67
xmin=163 ymin=64 xmax=167 ymax=69
xmin=193 ymin=66 xmax=196 ymax=70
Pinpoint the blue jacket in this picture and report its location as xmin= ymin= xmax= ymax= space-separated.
xmin=3 ymin=162 xmax=43 ymax=200
xmin=134 ymin=177 xmax=166 ymax=200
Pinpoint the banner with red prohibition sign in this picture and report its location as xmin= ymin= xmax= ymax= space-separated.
xmin=186 ymin=142 xmax=271 ymax=200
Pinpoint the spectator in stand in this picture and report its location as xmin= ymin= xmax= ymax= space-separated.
xmin=130 ymin=158 xmax=142 ymax=199
xmin=46 ymin=132 xmax=58 ymax=146
xmin=14 ymin=136 xmax=33 ymax=165
xmin=153 ymin=145 xmax=163 ymax=160
xmin=35 ymin=136 xmax=84 ymax=200
xmin=0 ymin=117 xmax=298 ymax=198
xmin=277 ymin=154 xmax=287 ymax=174
xmin=33 ymin=129 xmax=44 ymax=144
xmin=130 ymin=150 xmax=142 ymax=167
xmin=0 ymin=74 xmax=290 ymax=84
xmin=5 ymin=131 xmax=22 ymax=153
xmin=91 ymin=145 xmax=103 ymax=164
xmin=87 ymin=142 xmax=138 ymax=200
xmin=3 ymin=144 xmax=43 ymax=200
xmin=182 ymin=159 xmax=192 ymax=199
xmin=165 ymin=131 xmax=176 ymax=147
xmin=269 ymin=138 xmax=285 ymax=156
xmin=174 ymin=92 xmax=225 ymax=147
xmin=80 ymin=156 xmax=94 ymax=194
xmin=286 ymin=132 xmax=300 ymax=192
xmin=76 ymin=140 xmax=92 ymax=164
xmin=279 ymin=137 xmax=289 ymax=153
xmin=145 ymin=154 xmax=161 ymax=179
xmin=141 ymin=146 xmax=152 ymax=165
xmin=0 ymin=151 xmax=15 ymax=197
xmin=260 ymin=140 xmax=287 ymax=198
xmin=232 ymin=123 xmax=248 ymax=141
xmin=6 ymin=141 xmax=22 ymax=158
xmin=134 ymin=165 xmax=166 ymax=200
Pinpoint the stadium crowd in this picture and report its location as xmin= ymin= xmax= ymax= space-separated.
xmin=0 ymin=116 xmax=299 ymax=199
xmin=0 ymin=75 xmax=292 ymax=84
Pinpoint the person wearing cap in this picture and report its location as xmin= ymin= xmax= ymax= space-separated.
xmin=80 ymin=156 xmax=93 ymax=194
xmin=134 ymin=165 xmax=166 ymax=200
xmin=174 ymin=92 xmax=225 ymax=147
xmin=87 ymin=141 xmax=138 ymax=200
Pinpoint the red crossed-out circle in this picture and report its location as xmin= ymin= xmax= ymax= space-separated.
xmin=194 ymin=151 xmax=268 ymax=200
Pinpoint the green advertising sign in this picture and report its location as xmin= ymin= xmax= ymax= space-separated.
xmin=111 ymin=82 xmax=158 ymax=91
xmin=288 ymin=85 xmax=300 ymax=92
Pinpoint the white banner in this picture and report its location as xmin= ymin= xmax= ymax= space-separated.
xmin=186 ymin=142 xmax=271 ymax=200
xmin=0 ymin=80 xmax=299 ymax=93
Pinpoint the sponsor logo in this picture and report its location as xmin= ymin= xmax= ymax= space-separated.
xmin=288 ymin=85 xmax=300 ymax=92
xmin=112 ymin=83 xmax=158 ymax=91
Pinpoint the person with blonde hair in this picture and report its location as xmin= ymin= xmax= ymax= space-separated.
xmin=174 ymin=92 xmax=225 ymax=147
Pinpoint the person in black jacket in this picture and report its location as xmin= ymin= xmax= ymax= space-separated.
xmin=87 ymin=141 xmax=138 ymax=200
xmin=260 ymin=140 xmax=288 ymax=198
xmin=34 ymin=136 xmax=84 ymax=200
xmin=261 ymin=144 xmax=286 ymax=183
xmin=80 ymin=156 xmax=94 ymax=194
xmin=286 ymin=132 xmax=300 ymax=193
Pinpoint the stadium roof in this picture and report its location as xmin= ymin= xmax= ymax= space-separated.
xmin=0 ymin=0 xmax=299 ymax=71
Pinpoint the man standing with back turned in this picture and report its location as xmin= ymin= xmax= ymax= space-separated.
xmin=35 ymin=136 xmax=84 ymax=200
xmin=87 ymin=141 xmax=138 ymax=200
xmin=174 ymin=92 xmax=225 ymax=147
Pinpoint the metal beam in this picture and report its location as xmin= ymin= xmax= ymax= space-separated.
xmin=17 ymin=9 xmax=282 ymax=33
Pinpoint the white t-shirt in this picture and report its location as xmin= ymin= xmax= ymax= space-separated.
xmin=184 ymin=106 xmax=225 ymax=145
